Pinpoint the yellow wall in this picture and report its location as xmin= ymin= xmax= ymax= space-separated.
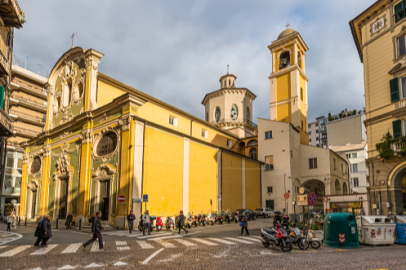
xmin=189 ymin=142 xmax=218 ymax=214
xmin=142 ymin=127 xmax=184 ymax=216
xmin=276 ymin=73 xmax=291 ymax=123
xmin=97 ymin=81 xmax=126 ymax=108
xmin=222 ymin=152 xmax=242 ymax=210
xmin=245 ymin=159 xmax=261 ymax=210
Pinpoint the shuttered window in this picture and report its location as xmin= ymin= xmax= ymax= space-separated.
xmin=395 ymin=1 xmax=406 ymax=23
xmin=393 ymin=119 xmax=402 ymax=139
xmin=390 ymin=77 xmax=400 ymax=102
xmin=399 ymin=36 xmax=406 ymax=57
xmin=0 ymin=85 xmax=4 ymax=109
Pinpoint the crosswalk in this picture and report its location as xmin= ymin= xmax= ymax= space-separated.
xmin=0 ymin=236 xmax=262 ymax=257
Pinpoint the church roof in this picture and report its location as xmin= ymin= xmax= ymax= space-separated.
xmin=277 ymin=27 xmax=297 ymax=40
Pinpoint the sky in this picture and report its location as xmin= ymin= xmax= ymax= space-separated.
xmin=13 ymin=0 xmax=375 ymax=123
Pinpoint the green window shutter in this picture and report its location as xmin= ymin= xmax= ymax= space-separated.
xmin=0 ymin=85 xmax=4 ymax=110
xmin=390 ymin=77 xmax=400 ymax=102
xmin=393 ymin=119 xmax=402 ymax=139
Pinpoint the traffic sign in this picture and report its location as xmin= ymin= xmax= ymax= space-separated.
xmin=118 ymin=195 xmax=125 ymax=204
xmin=132 ymin=198 xmax=142 ymax=203
xmin=323 ymin=196 xmax=328 ymax=203
xmin=143 ymin=194 xmax=148 ymax=202
xmin=218 ymin=195 xmax=221 ymax=201
xmin=308 ymin=192 xmax=317 ymax=206
xmin=283 ymin=192 xmax=290 ymax=199
xmin=297 ymin=195 xmax=308 ymax=206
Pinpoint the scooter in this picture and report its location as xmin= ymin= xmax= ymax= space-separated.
xmin=138 ymin=215 xmax=155 ymax=232
xmin=216 ymin=212 xmax=224 ymax=225
xmin=210 ymin=212 xmax=217 ymax=225
xmin=185 ymin=213 xmax=193 ymax=229
xmin=200 ymin=214 xmax=207 ymax=226
xmin=289 ymin=226 xmax=309 ymax=250
xmin=306 ymin=228 xmax=321 ymax=249
xmin=165 ymin=216 xmax=174 ymax=230
xmin=193 ymin=213 xmax=201 ymax=227
xmin=156 ymin=216 xmax=163 ymax=231
xmin=223 ymin=211 xmax=233 ymax=223
xmin=260 ymin=222 xmax=293 ymax=252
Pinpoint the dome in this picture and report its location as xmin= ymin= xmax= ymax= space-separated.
xmin=277 ymin=28 xmax=297 ymax=40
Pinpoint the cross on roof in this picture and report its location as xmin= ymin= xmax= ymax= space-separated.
xmin=227 ymin=64 xmax=229 ymax=74
xmin=286 ymin=22 xmax=290 ymax=28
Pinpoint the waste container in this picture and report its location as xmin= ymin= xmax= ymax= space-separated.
xmin=323 ymin=213 xmax=360 ymax=249
xmin=356 ymin=216 xmax=395 ymax=245
xmin=394 ymin=216 xmax=406 ymax=244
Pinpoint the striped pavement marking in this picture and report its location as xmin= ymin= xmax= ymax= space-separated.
xmin=90 ymin=242 xmax=105 ymax=252
xmin=136 ymin=240 xmax=154 ymax=249
xmin=153 ymin=239 xmax=175 ymax=248
xmin=0 ymin=245 xmax=30 ymax=257
xmin=31 ymin=244 xmax=58 ymax=255
xmin=208 ymin=238 xmax=237 ymax=245
xmin=224 ymin=237 xmax=253 ymax=244
xmin=137 ymin=232 xmax=172 ymax=239
xmin=190 ymin=238 xmax=218 ymax=246
xmin=174 ymin=239 xmax=197 ymax=247
xmin=246 ymin=236 xmax=262 ymax=243
xmin=0 ymin=245 xmax=8 ymax=250
xmin=61 ymin=243 xmax=82 ymax=254
xmin=116 ymin=241 xmax=130 ymax=251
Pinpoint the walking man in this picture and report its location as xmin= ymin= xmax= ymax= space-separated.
xmin=83 ymin=212 xmax=105 ymax=251
xmin=127 ymin=211 xmax=135 ymax=233
xmin=34 ymin=217 xmax=43 ymax=247
xmin=178 ymin=211 xmax=188 ymax=234
xmin=40 ymin=215 xmax=52 ymax=247
xmin=66 ymin=213 xmax=73 ymax=229
xmin=6 ymin=212 xmax=13 ymax=231
xmin=240 ymin=212 xmax=249 ymax=236
xmin=142 ymin=210 xmax=151 ymax=236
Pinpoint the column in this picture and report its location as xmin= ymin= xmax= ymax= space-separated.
xmin=132 ymin=120 xmax=144 ymax=219
xmin=40 ymin=143 xmax=51 ymax=216
xmin=183 ymin=138 xmax=190 ymax=214
xmin=84 ymin=49 xmax=104 ymax=112
xmin=19 ymin=152 xmax=29 ymax=216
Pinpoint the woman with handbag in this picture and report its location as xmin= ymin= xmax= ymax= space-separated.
xmin=239 ymin=212 xmax=249 ymax=236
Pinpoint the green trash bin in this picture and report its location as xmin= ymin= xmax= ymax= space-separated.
xmin=323 ymin=213 xmax=361 ymax=249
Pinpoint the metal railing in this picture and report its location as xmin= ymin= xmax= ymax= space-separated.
xmin=14 ymin=126 xmax=41 ymax=136
xmin=211 ymin=118 xmax=258 ymax=128
xmin=12 ymin=78 xmax=47 ymax=95
xmin=9 ymin=109 xmax=45 ymax=124
xmin=10 ymin=95 xmax=47 ymax=109
xmin=7 ymin=141 xmax=20 ymax=147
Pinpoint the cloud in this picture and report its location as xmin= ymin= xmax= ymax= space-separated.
xmin=14 ymin=0 xmax=374 ymax=123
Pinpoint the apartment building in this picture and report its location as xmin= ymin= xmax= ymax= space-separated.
xmin=308 ymin=116 xmax=327 ymax=148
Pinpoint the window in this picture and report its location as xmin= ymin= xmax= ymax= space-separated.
xmin=227 ymin=139 xmax=232 ymax=148
xmin=17 ymin=159 xmax=23 ymax=169
xmin=398 ymin=35 xmax=406 ymax=57
xmin=6 ymin=157 xmax=14 ymax=168
xmin=316 ymin=130 xmax=319 ymax=133
xmin=300 ymin=88 xmax=303 ymax=101
xmin=308 ymin=124 xmax=311 ymax=128
xmin=267 ymin=186 xmax=273 ymax=193
xmin=352 ymin=177 xmax=359 ymax=187
xmin=308 ymin=131 xmax=311 ymax=135
xmin=315 ymin=123 xmax=319 ymax=127
xmin=352 ymin=153 xmax=357 ymax=158
xmin=395 ymin=1 xmax=406 ymax=23
xmin=296 ymin=186 xmax=299 ymax=193
xmin=301 ymin=121 xmax=304 ymax=129
xmin=246 ymin=107 xmax=250 ymax=121
xmin=265 ymin=155 xmax=274 ymax=170
xmin=346 ymin=154 xmax=351 ymax=159
xmin=393 ymin=119 xmax=402 ymax=138
xmin=247 ymin=140 xmax=258 ymax=146
xmin=309 ymin=158 xmax=317 ymax=169
xmin=97 ymin=132 xmax=118 ymax=156
xmin=279 ymin=51 xmax=290 ymax=69
xmin=352 ymin=164 xmax=358 ymax=173
xmin=309 ymin=138 xmax=312 ymax=142
xmin=169 ymin=116 xmax=177 ymax=127
xmin=265 ymin=131 xmax=272 ymax=139
xmin=317 ymin=137 xmax=320 ymax=141
xmin=201 ymin=129 xmax=208 ymax=138
xmin=249 ymin=148 xmax=257 ymax=159
xmin=30 ymin=156 xmax=41 ymax=174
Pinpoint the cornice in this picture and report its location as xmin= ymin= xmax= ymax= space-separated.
xmin=268 ymin=65 xmax=308 ymax=81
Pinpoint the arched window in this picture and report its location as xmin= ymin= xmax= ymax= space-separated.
xmin=297 ymin=51 xmax=302 ymax=68
xmin=279 ymin=51 xmax=290 ymax=69
xmin=249 ymin=148 xmax=257 ymax=159
xmin=247 ymin=140 xmax=258 ymax=146
xmin=97 ymin=132 xmax=118 ymax=156
xmin=335 ymin=179 xmax=341 ymax=194
xmin=31 ymin=156 xmax=41 ymax=174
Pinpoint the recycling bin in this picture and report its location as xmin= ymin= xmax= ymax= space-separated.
xmin=323 ymin=213 xmax=360 ymax=249
xmin=356 ymin=216 xmax=395 ymax=245
xmin=394 ymin=216 xmax=406 ymax=244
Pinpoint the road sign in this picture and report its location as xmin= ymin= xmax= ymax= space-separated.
xmin=143 ymin=194 xmax=148 ymax=202
xmin=283 ymin=192 xmax=290 ymax=199
xmin=323 ymin=196 xmax=328 ymax=203
xmin=297 ymin=195 xmax=308 ymax=206
xmin=118 ymin=195 xmax=125 ymax=204
xmin=132 ymin=198 xmax=142 ymax=203
xmin=299 ymin=187 xmax=305 ymax=194
xmin=218 ymin=195 xmax=221 ymax=201
xmin=308 ymin=192 xmax=317 ymax=206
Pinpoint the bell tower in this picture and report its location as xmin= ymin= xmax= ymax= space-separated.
xmin=268 ymin=27 xmax=309 ymax=144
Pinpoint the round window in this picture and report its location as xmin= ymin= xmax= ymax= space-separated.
xmin=30 ymin=156 xmax=41 ymax=174
xmin=96 ymin=132 xmax=118 ymax=156
xmin=215 ymin=107 xmax=221 ymax=122
xmin=230 ymin=104 xmax=238 ymax=120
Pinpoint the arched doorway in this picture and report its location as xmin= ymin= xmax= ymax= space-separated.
xmin=393 ymin=167 xmax=406 ymax=215
xmin=301 ymin=179 xmax=325 ymax=212
xmin=343 ymin=182 xmax=348 ymax=194
xmin=335 ymin=179 xmax=341 ymax=195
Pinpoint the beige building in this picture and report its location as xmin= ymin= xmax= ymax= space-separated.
xmin=1 ymin=65 xmax=46 ymax=215
xmin=350 ymin=0 xmax=406 ymax=215
xmin=327 ymin=114 xmax=366 ymax=147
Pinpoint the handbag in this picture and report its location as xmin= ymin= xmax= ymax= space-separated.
xmin=239 ymin=221 xmax=245 ymax=226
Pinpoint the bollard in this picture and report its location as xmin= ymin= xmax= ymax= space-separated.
xmin=56 ymin=218 xmax=58 ymax=229
xmin=25 ymin=216 xmax=27 ymax=226
xmin=18 ymin=216 xmax=20 ymax=226
xmin=79 ymin=218 xmax=82 ymax=230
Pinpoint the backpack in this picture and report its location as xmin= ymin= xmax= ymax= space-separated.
xmin=37 ymin=220 xmax=43 ymax=229
xmin=88 ymin=216 xmax=94 ymax=224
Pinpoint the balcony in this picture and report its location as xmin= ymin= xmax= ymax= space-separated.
xmin=211 ymin=118 xmax=258 ymax=129
xmin=14 ymin=126 xmax=41 ymax=138
xmin=10 ymin=78 xmax=47 ymax=98
xmin=0 ymin=107 xmax=13 ymax=137
xmin=0 ymin=0 xmax=24 ymax=28
xmin=9 ymin=109 xmax=45 ymax=126
xmin=9 ymin=95 xmax=47 ymax=113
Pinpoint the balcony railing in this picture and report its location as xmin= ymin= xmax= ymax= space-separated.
xmin=7 ymin=141 xmax=21 ymax=148
xmin=14 ymin=126 xmax=41 ymax=137
xmin=211 ymin=118 xmax=258 ymax=128
xmin=0 ymin=0 xmax=24 ymax=28
xmin=12 ymin=78 xmax=47 ymax=96
xmin=0 ymin=107 xmax=13 ymax=137
xmin=9 ymin=109 xmax=45 ymax=125
xmin=10 ymin=95 xmax=47 ymax=111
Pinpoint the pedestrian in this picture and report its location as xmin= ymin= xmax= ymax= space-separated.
xmin=273 ymin=211 xmax=282 ymax=227
xmin=83 ymin=212 xmax=105 ymax=251
xmin=127 ymin=211 xmax=136 ymax=233
xmin=388 ymin=211 xmax=393 ymax=218
xmin=142 ymin=210 xmax=151 ymax=236
xmin=34 ymin=217 xmax=44 ymax=247
xmin=40 ymin=215 xmax=52 ymax=247
xmin=178 ymin=211 xmax=188 ymax=234
xmin=6 ymin=212 xmax=13 ymax=231
xmin=240 ymin=212 xmax=249 ymax=236
xmin=360 ymin=207 xmax=365 ymax=216
xmin=66 ymin=213 xmax=73 ymax=229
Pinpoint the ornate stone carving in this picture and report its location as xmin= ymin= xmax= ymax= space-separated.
xmin=59 ymin=131 xmax=72 ymax=139
xmin=92 ymin=164 xmax=116 ymax=179
xmin=42 ymin=144 xmax=51 ymax=157
xmin=56 ymin=154 xmax=70 ymax=175
xmin=23 ymin=153 xmax=29 ymax=164
xmin=79 ymin=128 xmax=93 ymax=145
xmin=28 ymin=154 xmax=43 ymax=178
xmin=28 ymin=179 xmax=39 ymax=191
xmin=92 ymin=127 xmax=120 ymax=162
xmin=119 ymin=116 xmax=131 ymax=132
xmin=72 ymin=77 xmax=85 ymax=103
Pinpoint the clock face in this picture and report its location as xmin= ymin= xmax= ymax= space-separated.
xmin=230 ymin=104 xmax=238 ymax=120
xmin=215 ymin=107 xmax=221 ymax=122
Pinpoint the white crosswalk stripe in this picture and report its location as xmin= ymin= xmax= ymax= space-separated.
xmin=246 ymin=236 xmax=262 ymax=243
xmin=137 ymin=232 xmax=172 ymax=239
xmin=136 ymin=240 xmax=154 ymax=249
xmin=190 ymin=238 xmax=218 ymax=246
xmin=31 ymin=244 xmax=58 ymax=255
xmin=208 ymin=238 xmax=237 ymax=245
xmin=153 ymin=239 xmax=175 ymax=248
xmin=116 ymin=241 xmax=130 ymax=251
xmin=90 ymin=242 xmax=105 ymax=252
xmin=0 ymin=245 xmax=8 ymax=250
xmin=224 ymin=237 xmax=253 ymax=244
xmin=62 ymin=243 xmax=82 ymax=254
xmin=174 ymin=239 xmax=196 ymax=247
xmin=0 ymin=245 xmax=30 ymax=257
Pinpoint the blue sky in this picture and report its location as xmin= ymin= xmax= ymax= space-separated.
xmin=14 ymin=0 xmax=375 ymax=123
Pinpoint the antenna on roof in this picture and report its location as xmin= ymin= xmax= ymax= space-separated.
xmin=75 ymin=31 xmax=77 ymax=47
xmin=24 ymin=56 xmax=28 ymax=69
xmin=71 ymin=32 xmax=75 ymax=47
xmin=38 ymin=64 xmax=42 ymax=74
xmin=227 ymin=64 xmax=229 ymax=74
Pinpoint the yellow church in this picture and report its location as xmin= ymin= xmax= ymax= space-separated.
xmin=19 ymin=47 xmax=263 ymax=227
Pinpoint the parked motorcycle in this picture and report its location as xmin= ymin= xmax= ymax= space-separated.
xmin=260 ymin=222 xmax=293 ymax=252
xmin=289 ymin=226 xmax=308 ymax=250
xmin=200 ymin=213 xmax=207 ymax=226
xmin=185 ymin=213 xmax=193 ymax=229
xmin=210 ymin=212 xmax=217 ymax=225
xmin=165 ymin=216 xmax=174 ymax=230
xmin=223 ymin=210 xmax=233 ymax=223
xmin=193 ymin=213 xmax=201 ymax=227
xmin=306 ymin=228 xmax=321 ymax=249
xmin=216 ymin=212 xmax=224 ymax=224
xmin=156 ymin=216 xmax=163 ymax=231
xmin=138 ymin=215 xmax=156 ymax=232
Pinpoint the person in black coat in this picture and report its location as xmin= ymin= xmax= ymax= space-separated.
xmin=273 ymin=211 xmax=282 ymax=227
xmin=83 ymin=211 xmax=105 ymax=250
xmin=127 ymin=211 xmax=135 ymax=233
xmin=66 ymin=213 xmax=73 ymax=229
xmin=40 ymin=215 xmax=52 ymax=247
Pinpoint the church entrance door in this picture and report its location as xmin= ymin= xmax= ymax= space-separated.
xmin=99 ymin=180 xmax=110 ymax=221
xmin=58 ymin=178 xmax=68 ymax=219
